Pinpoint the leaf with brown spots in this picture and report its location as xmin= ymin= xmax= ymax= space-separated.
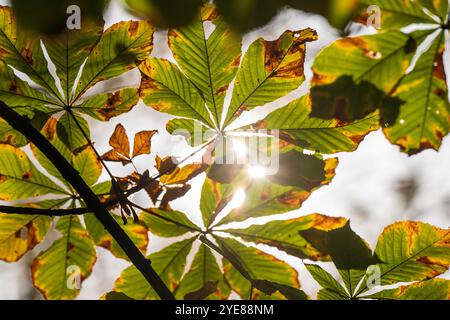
xmin=310 ymin=31 xmax=424 ymax=122
xmin=167 ymin=3 xmax=242 ymax=127
xmin=31 ymin=215 xmax=97 ymax=300
xmin=74 ymin=88 xmax=139 ymax=121
xmin=114 ymin=238 xmax=194 ymax=299
xmin=0 ymin=144 xmax=67 ymax=200
xmin=355 ymin=221 xmax=450 ymax=296
xmin=363 ymin=278 xmax=450 ymax=300
xmin=132 ymin=130 xmax=158 ymax=158
xmin=32 ymin=117 xmax=103 ymax=189
xmin=300 ymin=221 xmax=380 ymax=296
xmin=223 ymin=28 xmax=317 ymax=127
xmin=75 ymin=20 xmax=154 ymax=101
xmin=101 ymin=124 xmax=132 ymax=165
xmin=216 ymin=156 xmax=338 ymax=226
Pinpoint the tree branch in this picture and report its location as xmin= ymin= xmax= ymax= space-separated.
xmin=0 ymin=102 xmax=175 ymax=300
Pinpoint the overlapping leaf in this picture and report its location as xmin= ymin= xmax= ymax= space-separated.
xmin=306 ymin=221 xmax=450 ymax=300
xmin=225 ymin=214 xmax=347 ymax=261
xmin=114 ymin=238 xmax=195 ymax=300
xmin=31 ymin=215 xmax=97 ymax=300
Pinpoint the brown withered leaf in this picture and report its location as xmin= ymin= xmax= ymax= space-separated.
xmin=101 ymin=149 xmax=131 ymax=165
xmin=132 ymin=130 xmax=158 ymax=158
xmin=160 ymin=184 xmax=191 ymax=208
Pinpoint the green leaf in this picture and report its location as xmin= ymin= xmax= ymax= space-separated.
xmin=317 ymin=288 xmax=348 ymax=300
xmin=357 ymin=221 xmax=450 ymax=296
xmin=0 ymin=144 xmax=67 ymax=200
xmin=168 ymin=3 xmax=242 ymax=127
xmin=300 ymin=221 xmax=379 ymax=296
xmin=73 ymin=88 xmax=139 ymax=121
xmin=32 ymin=117 xmax=102 ymax=189
xmin=305 ymin=264 xmax=349 ymax=300
xmin=383 ymin=31 xmax=450 ymax=154
xmin=124 ymin=0 xmax=203 ymax=28
xmin=140 ymin=208 xmax=200 ymax=237
xmin=0 ymin=6 xmax=63 ymax=103
xmin=175 ymin=244 xmax=230 ymax=300
xmin=74 ymin=20 xmax=154 ymax=102
xmin=356 ymin=0 xmax=439 ymax=30
xmin=364 ymin=279 xmax=450 ymax=300
xmin=31 ymin=215 xmax=97 ymax=300
xmin=0 ymin=213 xmax=51 ymax=262
xmin=218 ymin=237 xmax=300 ymax=299
xmin=223 ymin=28 xmax=317 ymax=126
xmin=102 ymin=291 xmax=135 ymax=300
xmin=225 ymin=214 xmax=347 ymax=261
xmin=139 ymin=58 xmax=214 ymax=127
xmin=0 ymin=118 xmax=27 ymax=147
xmin=418 ymin=0 xmax=449 ymax=20
xmin=248 ymin=95 xmax=380 ymax=154
xmin=200 ymin=172 xmax=248 ymax=228
xmin=114 ymin=238 xmax=194 ymax=300
xmin=84 ymin=213 xmax=148 ymax=261
xmin=310 ymin=31 xmax=420 ymax=122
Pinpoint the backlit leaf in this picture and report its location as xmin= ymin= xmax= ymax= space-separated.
xmin=175 ymin=244 xmax=230 ymax=300
xmin=383 ymin=31 xmax=450 ymax=154
xmin=84 ymin=213 xmax=148 ymax=260
xmin=140 ymin=208 xmax=200 ymax=237
xmin=225 ymin=214 xmax=347 ymax=261
xmin=168 ymin=3 xmax=242 ymax=127
xmin=248 ymin=95 xmax=380 ymax=154
xmin=223 ymin=28 xmax=317 ymax=126
xmin=0 ymin=144 xmax=67 ymax=200
xmin=132 ymin=130 xmax=158 ymax=158
xmin=74 ymin=20 xmax=154 ymax=101
xmin=364 ymin=278 xmax=450 ymax=300
xmin=356 ymin=221 xmax=450 ymax=296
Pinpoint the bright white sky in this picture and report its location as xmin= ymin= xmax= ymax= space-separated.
xmin=0 ymin=0 xmax=448 ymax=299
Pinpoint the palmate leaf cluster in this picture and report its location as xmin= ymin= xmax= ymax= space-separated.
xmin=0 ymin=2 xmax=448 ymax=300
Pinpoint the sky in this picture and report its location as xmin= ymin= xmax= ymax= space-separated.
xmin=0 ymin=0 xmax=449 ymax=299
